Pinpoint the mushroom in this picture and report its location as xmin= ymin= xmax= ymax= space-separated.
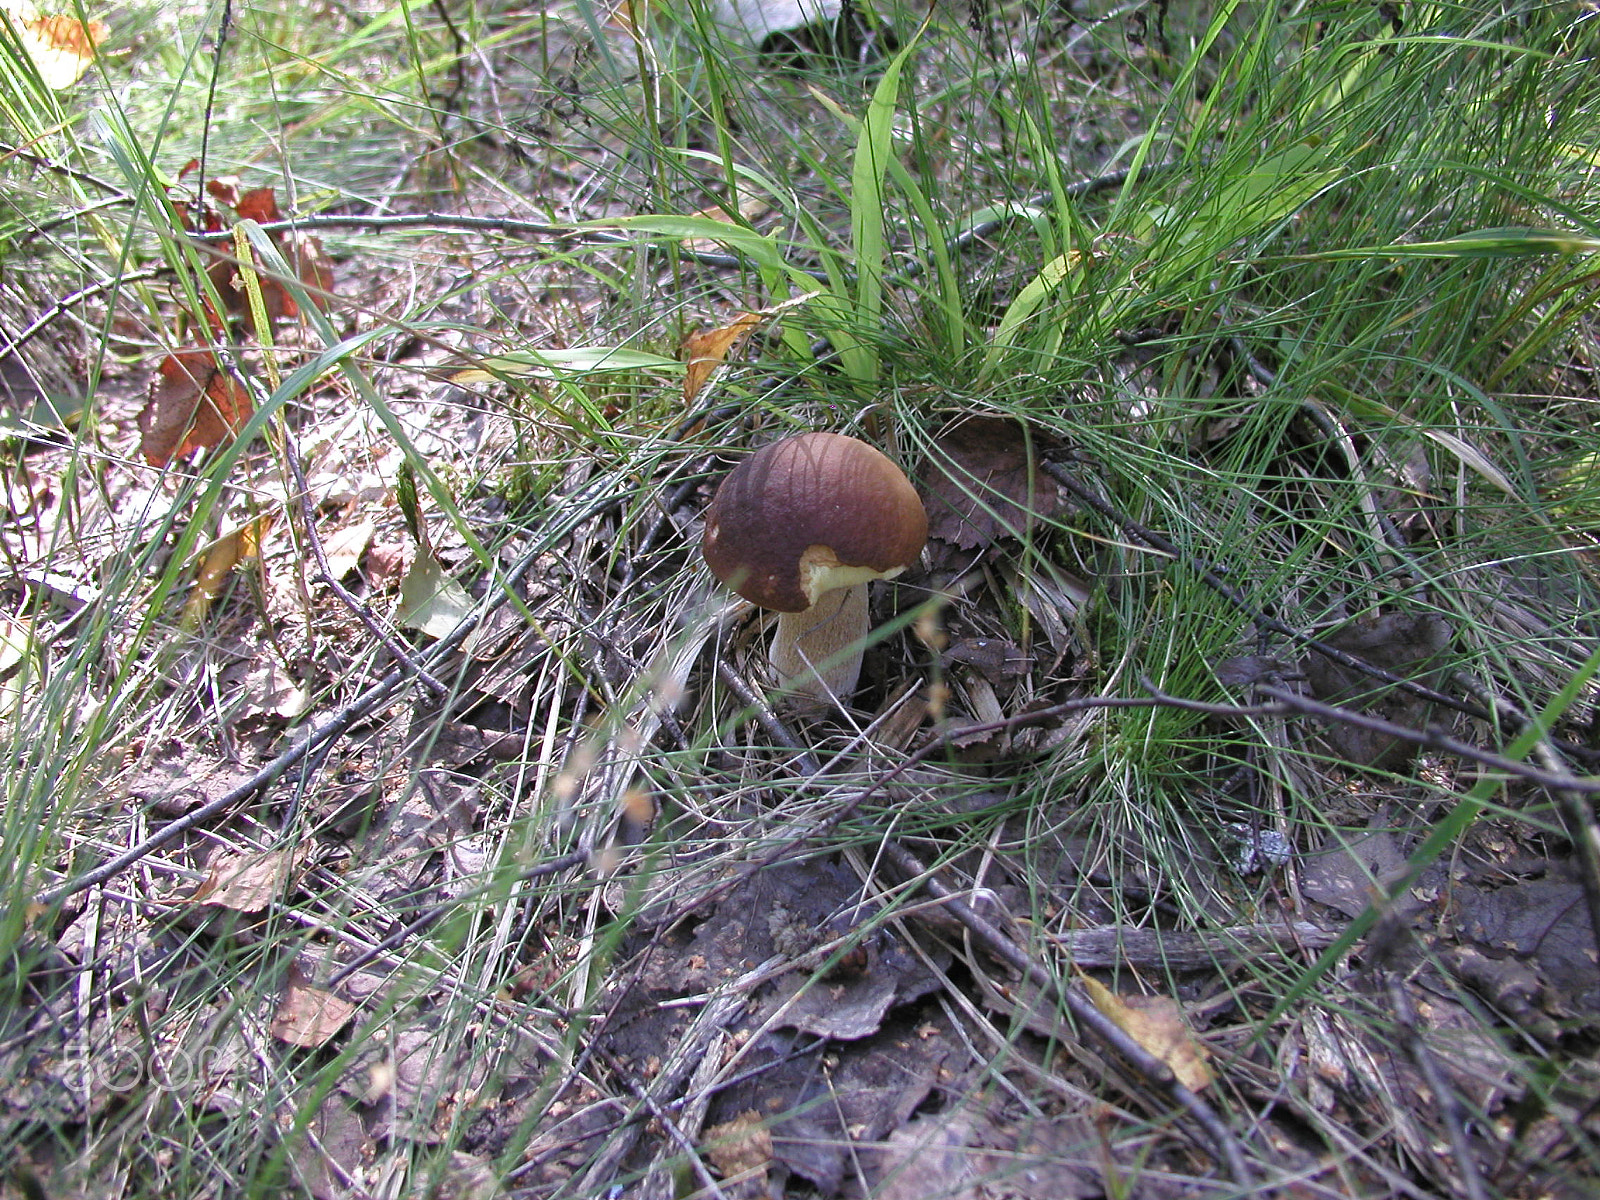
xmin=702 ymin=431 xmax=927 ymax=704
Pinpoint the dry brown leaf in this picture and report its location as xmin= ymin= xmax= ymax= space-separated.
xmin=682 ymin=311 xmax=762 ymax=406
xmin=1080 ymin=975 xmax=1214 ymax=1092
xmin=138 ymin=349 xmax=253 ymax=467
xmin=271 ymin=973 xmax=356 ymax=1048
xmin=192 ymin=184 xmax=334 ymax=332
xmin=683 ymin=192 xmax=773 ymax=254
xmin=924 ymin=416 xmax=1066 ymax=553
xmin=1305 ymin=611 xmax=1452 ymax=768
xmin=363 ymin=539 xmax=412 ymax=590
xmin=703 ymin=1110 xmax=772 ymax=1185
xmin=232 ymin=186 xmax=282 ymax=224
xmin=189 ymin=846 xmax=304 ymax=912
xmin=241 ymin=656 xmax=311 ymax=721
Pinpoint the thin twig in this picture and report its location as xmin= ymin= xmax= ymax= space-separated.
xmin=34 ymin=666 xmax=411 ymax=907
xmin=714 ymin=658 xmax=823 ymax=777
xmin=283 ymin=433 xmax=449 ymax=697
xmin=0 ymin=270 xmax=161 ymax=364
xmin=1385 ymin=974 xmax=1490 ymax=1200
xmin=0 ymin=140 xmax=127 ymax=195
xmin=324 ymin=850 xmax=590 ymax=989
xmin=1249 ymin=684 xmax=1600 ymax=793
xmin=34 ymin=545 xmax=547 ymax=908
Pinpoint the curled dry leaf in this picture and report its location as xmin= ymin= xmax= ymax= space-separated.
xmin=1305 ymin=611 xmax=1452 ymax=768
xmin=396 ymin=551 xmax=473 ymax=639
xmin=681 ymin=311 xmax=762 ymax=406
xmin=139 ymin=350 xmax=253 ymax=467
xmin=181 ymin=514 xmax=273 ymax=630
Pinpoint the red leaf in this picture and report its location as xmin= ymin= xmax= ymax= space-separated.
xmin=138 ymin=350 xmax=254 ymax=467
xmin=234 ymin=186 xmax=282 ymax=224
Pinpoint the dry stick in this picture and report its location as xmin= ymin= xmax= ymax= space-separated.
xmin=1220 ymin=685 xmax=1600 ymax=794
xmin=568 ymin=987 xmax=755 ymax=1194
xmin=0 ymin=140 xmax=127 ymax=194
xmin=586 ymin=1041 xmax=733 ymax=1200
xmin=1042 ymin=458 xmax=1600 ymax=765
xmin=0 ymin=269 xmax=161 ymax=363
xmin=714 ymin=659 xmax=824 ymax=776
xmin=878 ymin=839 xmax=1255 ymax=1188
xmin=283 ymin=436 xmax=450 ymax=697
xmin=1385 ymin=975 xmax=1491 ymax=1200
xmin=34 ymin=544 xmax=549 ymax=908
xmin=324 ymin=850 xmax=590 ymax=989
xmin=673 ymin=686 xmax=1600 ymax=937
xmin=697 ymin=675 xmax=1254 ymax=1181
xmin=33 ymin=665 xmax=411 ymax=907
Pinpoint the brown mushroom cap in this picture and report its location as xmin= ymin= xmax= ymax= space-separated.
xmin=702 ymin=432 xmax=927 ymax=613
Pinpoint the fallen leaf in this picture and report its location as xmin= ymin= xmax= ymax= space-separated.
xmin=1305 ymin=611 xmax=1452 ymax=768
xmin=682 ymin=311 xmax=762 ymax=405
xmin=320 ymin=518 xmax=375 ymax=581
xmin=272 ymin=970 xmax=355 ymax=1047
xmin=241 ymin=657 xmax=310 ymax=721
xmin=924 ymin=416 xmax=1066 ymax=553
xmin=205 ymin=175 xmax=243 ymax=209
xmin=180 ymin=515 xmax=273 ymax=630
xmin=190 ymin=846 xmax=304 ymax=912
xmin=703 ymin=1110 xmax=771 ymax=1185
xmin=287 ymin=1101 xmax=372 ymax=1200
xmin=683 ymin=191 xmax=773 ymax=255
xmin=138 ymin=349 xmax=253 ymax=467
xmin=232 ymin=186 xmax=281 ymax=224
xmin=1213 ymin=653 xmax=1294 ymax=688
xmin=396 ymin=551 xmax=473 ymax=639
xmin=363 ymin=539 xmax=412 ymax=589
xmin=1080 ymin=974 xmax=1214 ymax=1092
xmin=942 ymin=636 xmax=1031 ymax=683
xmin=281 ymin=233 xmax=334 ymax=309
xmin=1 ymin=5 xmax=106 ymax=89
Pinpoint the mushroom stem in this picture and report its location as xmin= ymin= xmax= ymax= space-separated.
xmin=769 ymin=584 xmax=869 ymax=704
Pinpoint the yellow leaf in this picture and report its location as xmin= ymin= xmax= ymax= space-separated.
xmin=681 ymin=311 xmax=763 ymax=406
xmin=1081 ymin=974 xmax=1214 ymax=1092
xmin=181 ymin=515 xmax=274 ymax=630
xmin=0 ymin=4 xmax=106 ymax=90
